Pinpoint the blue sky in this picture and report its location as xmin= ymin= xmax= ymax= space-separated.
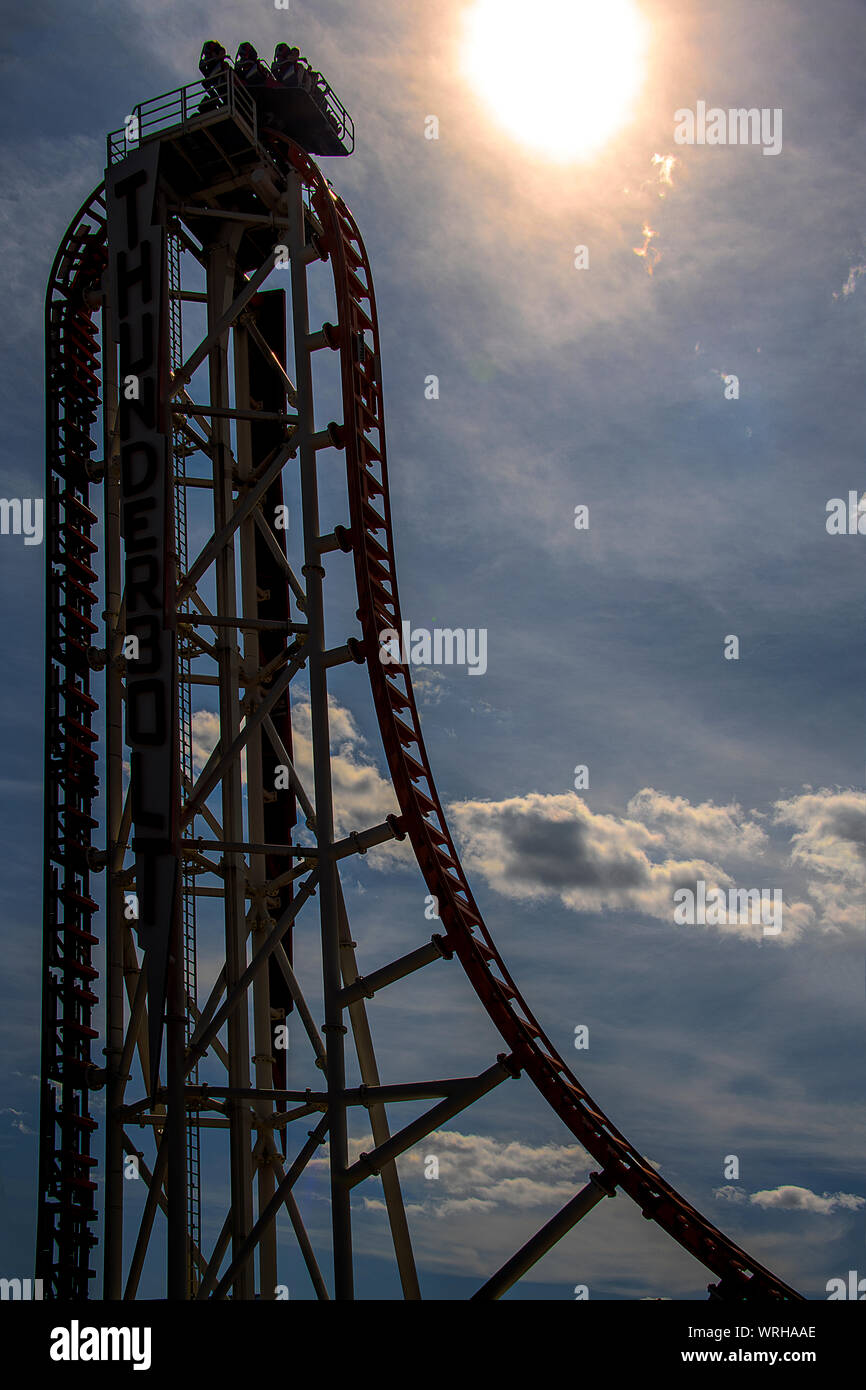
xmin=0 ymin=0 xmax=864 ymax=1299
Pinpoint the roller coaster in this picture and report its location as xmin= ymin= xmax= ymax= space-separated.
xmin=37 ymin=41 xmax=804 ymax=1301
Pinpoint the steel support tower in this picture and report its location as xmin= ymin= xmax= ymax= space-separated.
xmin=37 ymin=59 xmax=804 ymax=1302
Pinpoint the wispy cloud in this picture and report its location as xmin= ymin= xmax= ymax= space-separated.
xmin=190 ymin=694 xmax=410 ymax=866
xmin=833 ymin=263 xmax=866 ymax=299
xmin=447 ymin=787 xmax=824 ymax=940
xmin=627 ymin=787 xmax=768 ymax=858
xmin=716 ymin=1184 xmax=865 ymax=1216
xmin=632 ymin=222 xmax=661 ymax=275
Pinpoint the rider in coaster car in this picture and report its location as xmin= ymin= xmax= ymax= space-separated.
xmin=200 ymin=40 xmax=229 ymax=85
xmin=273 ymin=43 xmax=305 ymax=87
xmin=304 ymin=66 xmax=339 ymax=128
xmin=235 ymin=41 xmax=271 ymax=86
xmin=198 ymin=40 xmax=230 ymax=110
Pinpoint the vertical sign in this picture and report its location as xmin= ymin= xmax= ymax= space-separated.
xmin=107 ymin=144 xmax=179 ymax=1085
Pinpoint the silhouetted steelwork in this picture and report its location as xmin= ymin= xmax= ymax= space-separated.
xmin=38 ymin=47 xmax=804 ymax=1303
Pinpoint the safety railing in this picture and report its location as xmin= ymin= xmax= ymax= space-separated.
xmin=107 ymin=70 xmax=259 ymax=164
xmin=305 ymin=74 xmax=355 ymax=153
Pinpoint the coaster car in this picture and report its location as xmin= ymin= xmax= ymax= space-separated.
xmin=199 ymin=40 xmax=354 ymax=158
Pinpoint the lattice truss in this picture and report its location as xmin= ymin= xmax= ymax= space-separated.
xmin=39 ymin=83 xmax=803 ymax=1303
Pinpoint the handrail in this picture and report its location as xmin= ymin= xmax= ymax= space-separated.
xmin=106 ymin=66 xmax=354 ymax=166
xmin=106 ymin=71 xmax=259 ymax=165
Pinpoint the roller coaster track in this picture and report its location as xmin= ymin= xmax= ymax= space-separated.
xmin=38 ymin=186 xmax=108 ymax=1298
xmin=38 ymin=120 xmax=803 ymax=1299
xmin=273 ymin=135 xmax=803 ymax=1303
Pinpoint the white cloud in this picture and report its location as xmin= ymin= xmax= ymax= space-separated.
xmin=182 ymin=730 xmax=860 ymax=940
xmin=627 ymin=787 xmax=768 ymax=859
xmin=445 ymin=788 xmax=843 ymax=942
xmin=715 ymin=1184 xmax=865 ymax=1216
xmin=397 ymin=1130 xmax=594 ymax=1215
xmin=291 ymin=697 xmax=410 ymax=866
xmin=448 ymin=789 xmax=737 ymax=923
xmin=833 ymin=263 xmax=866 ymax=299
xmin=714 ymin=1184 xmax=747 ymax=1204
xmin=309 ymin=1128 xmax=740 ymax=1295
xmin=191 ymin=710 xmax=220 ymax=777
xmin=773 ymin=788 xmax=865 ymax=934
xmin=411 ymin=668 xmax=448 ymax=707
xmin=312 ymin=1129 xmax=594 ymax=1215
xmin=773 ymin=788 xmax=865 ymax=881
xmin=190 ymin=695 xmax=411 ymax=868
xmin=1 ymin=1106 xmax=34 ymax=1135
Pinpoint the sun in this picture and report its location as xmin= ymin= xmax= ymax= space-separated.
xmin=462 ymin=0 xmax=648 ymax=163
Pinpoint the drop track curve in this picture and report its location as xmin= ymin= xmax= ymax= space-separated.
xmin=42 ymin=139 xmax=804 ymax=1301
xmin=274 ymin=135 xmax=803 ymax=1303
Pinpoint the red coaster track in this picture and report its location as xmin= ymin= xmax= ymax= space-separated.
xmin=274 ymin=135 xmax=802 ymax=1302
xmin=38 ymin=121 xmax=803 ymax=1300
xmin=38 ymin=187 xmax=108 ymax=1298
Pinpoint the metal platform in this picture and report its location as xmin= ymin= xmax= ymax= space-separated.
xmin=249 ymin=81 xmax=354 ymax=158
xmin=107 ymin=69 xmax=354 ymax=171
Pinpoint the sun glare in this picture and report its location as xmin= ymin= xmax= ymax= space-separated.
xmin=462 ymin=0 xmax=648 ymax=162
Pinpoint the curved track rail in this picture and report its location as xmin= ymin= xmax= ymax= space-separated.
xmin=272 ymin=135 xmax=802 ymax=1302
xmin=38 ymin=187 xmax=107 ymax=1297
xmin=39 ymin=128 xmax=803 ymax=1300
